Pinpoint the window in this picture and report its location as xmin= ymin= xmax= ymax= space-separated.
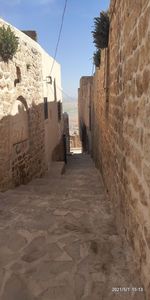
xmin=89 ymin=105 xmax=92 ymax=131
xmin=44 ymin=97 xmax=48 ymax=119
xmin=54 ymin=78 xmax=57 ymax=101
xmin=14 ymin=66 xmax=21 ymax=87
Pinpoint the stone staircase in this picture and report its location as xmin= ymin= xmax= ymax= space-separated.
xmin=0 ymin=154 xmax=145 ymax=300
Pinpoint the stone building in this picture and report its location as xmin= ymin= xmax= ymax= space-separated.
xmin=78 ymin=76 xmax=93 ymax=153
xmin=70 ymin=133 xmax=81 ymax=151
xmin=79 ymin=0 xmax=150 ymax=297
xmin=0 ymin=18 xmax=64 ymax=191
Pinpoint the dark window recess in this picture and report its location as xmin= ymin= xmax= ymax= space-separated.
xmin=89 ymin=105 xmax=92 ymax=131
xmin=14 ymin=66 xmax=21 ymax=87
xmin=44 ymin=97 xmax=48 ymax=119
xmin=57 ymin=101 xmax=62 ymax=121
xmin=54 ymin=78 xmax=57 ymax=101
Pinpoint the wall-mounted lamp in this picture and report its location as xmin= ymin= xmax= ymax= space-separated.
xmin=45 ymin=76 xmax=52 ymax=84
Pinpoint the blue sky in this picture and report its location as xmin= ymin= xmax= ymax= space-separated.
xmin=0 ymin=0 xmax=110 ymax=98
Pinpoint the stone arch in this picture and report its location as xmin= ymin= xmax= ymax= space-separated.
xmin=11 ymin=96 xmax=30 ymax=186
xmin=11 ymin=96 xmax=29 ymax=145
xmin=11 ymin=96 xmax=28 ymax=116
xmin=17 ymin=96 xmax=28 ymax=111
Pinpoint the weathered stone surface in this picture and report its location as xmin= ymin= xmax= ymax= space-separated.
xmin=64 ymin=240 xmax=80 ymax=261
xmin=0 ymin=268 xmax=5 ymax=290
xmin=37 ymin=285 xmax=75 ymax=300
xmin=0 ymin=154 xmax=144 ymax=299
xmin=0 ymin=18 xmax=63 ymax=192
xmin=0 ymin=231 xmax=27 ymax=252
xmin=75 ymin=273 xmax=85 ymax=298
xmin=87 ymin=0 xmax=150 ymax=297
xmin=143 ymin=68 xmax=150 ymax=92
xmin=0 ymin=246 xmax=17 ymax=268
xmin=2 ymin=274 xmax=34 ymax=300
xmin=78 ymin=76 xmax=93 ymax=153
xmin=21 ymin=236 xmax=47 ymax=263
xmin=138 ymin=7 xmax=150 ymax=41
xmin=136 ymin=74 xmax=144 ymax=97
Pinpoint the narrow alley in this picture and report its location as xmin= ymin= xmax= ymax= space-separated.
xmin=0 ymin=154 xmax=145 ymax=300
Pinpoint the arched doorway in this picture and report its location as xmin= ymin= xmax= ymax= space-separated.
xmin=11 ymin=97 xmax=30 ymax=186
xmin=11 ymin=96 xmax=29 ymax=144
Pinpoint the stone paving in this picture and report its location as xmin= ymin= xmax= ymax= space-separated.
xmin=0 ymin=154 xmax=145 ymax=300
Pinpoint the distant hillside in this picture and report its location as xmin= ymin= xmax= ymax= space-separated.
xmin=63 ymin=97 xmax=79 ymax=134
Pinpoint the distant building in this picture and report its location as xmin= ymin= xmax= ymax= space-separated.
xmin=70 ymin=132 xmax=81 ymax=150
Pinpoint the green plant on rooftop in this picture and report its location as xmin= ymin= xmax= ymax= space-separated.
xmin=92 ymin=11 xmax=109 ymax=68
xmin=93 ymin=49 xmax=101 ymax=68
xmin=0 ymin=25 xmax=19 ymax=62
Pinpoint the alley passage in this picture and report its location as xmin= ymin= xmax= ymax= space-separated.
xmin=0 ymin=154 xmax=145 ymax=300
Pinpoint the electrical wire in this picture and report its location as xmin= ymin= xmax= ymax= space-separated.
xmin=50 ymin=0 xmax=68 ymax=76
xmin=56 ymin=84 xmax=74 ymax=100
xmin=47 ymin=81 xmax=75 ymax=102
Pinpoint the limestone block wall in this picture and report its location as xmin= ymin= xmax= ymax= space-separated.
xmin=0 ymin=18 xmax=63 ymax=190
xmin=78 ymin=76 xmax=93 ymax=152
xmin=91 ymin=0 xmax=150 ymax=296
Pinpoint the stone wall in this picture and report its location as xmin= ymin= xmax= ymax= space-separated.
xmin=78 ymin=76 xmax=93 ymax=152
xmin=45 ymin=101 xmax=64 ymax=167
xmin=63 ymin=112 xmax=70 ymax=154
xmin=0 ymin=18 xmax=63 ymax=191
xmin=41 ymin=47 xmax=63 ymax=170
xmin=91 ymin=0 xmax=150 ymax=297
